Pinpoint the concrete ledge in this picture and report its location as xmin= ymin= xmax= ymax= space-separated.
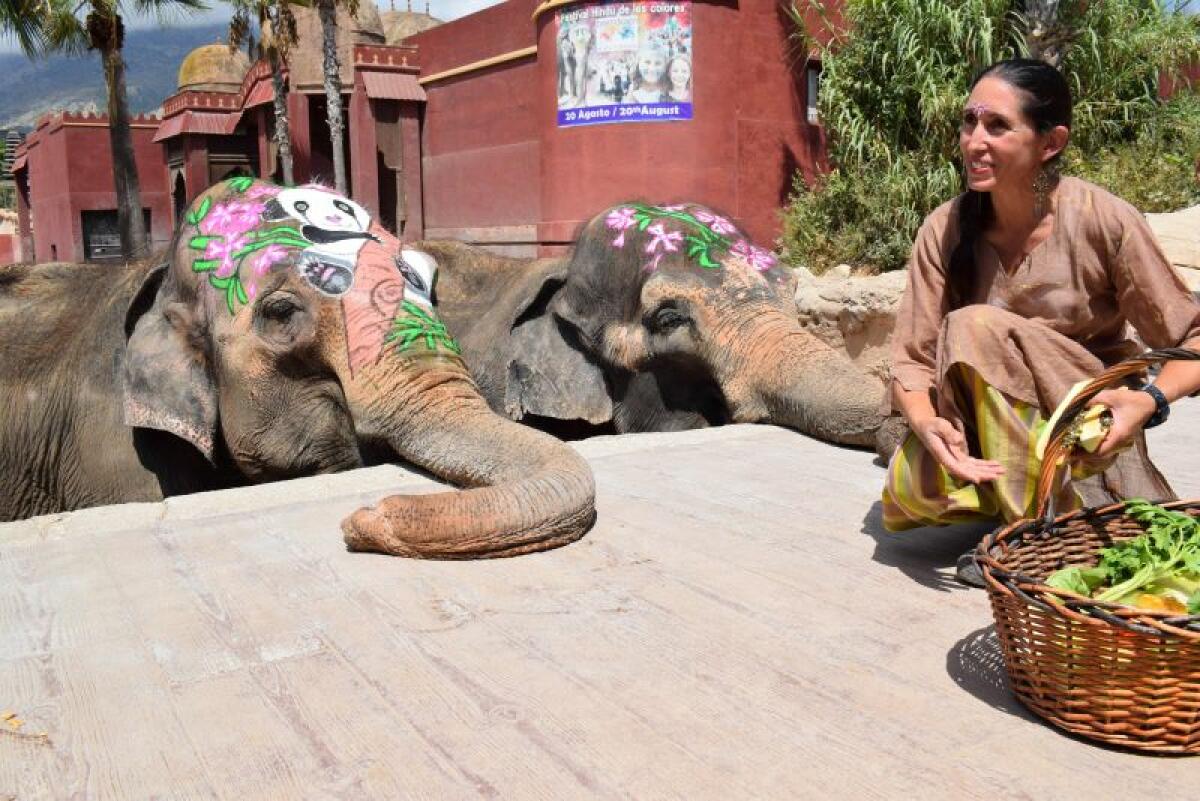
xmin=3 ymin=415 xmax=1199 ymax=797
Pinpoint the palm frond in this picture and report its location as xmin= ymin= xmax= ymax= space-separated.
xmin=132 ymin=0 xmax=210 ymax=25
xmin=42 ymin=5 xmax=89 ymax=55
xmin=0 ymin=0 xmax=49 ymax=56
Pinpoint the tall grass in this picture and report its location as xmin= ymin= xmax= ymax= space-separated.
xmin=781 ymin=0 xmax=1200 ymax=274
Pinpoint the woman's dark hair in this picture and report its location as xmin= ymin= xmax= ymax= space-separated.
xmin=946 ymin=59 xmax=1073 ymax=308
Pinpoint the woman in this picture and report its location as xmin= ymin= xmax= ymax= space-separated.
xmin=667 ymin=55 xmax=692 ymax=103
xmin=882 ymin=59 xmax=1200 ymax=568
xmin=630 ymin=45 xmax=669 ymax=103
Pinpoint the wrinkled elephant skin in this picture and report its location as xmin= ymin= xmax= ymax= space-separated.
xmin=428 ymin=202 xmax=889 ymax=450
xmin=0 ymin=179 xmax=595 ymax=559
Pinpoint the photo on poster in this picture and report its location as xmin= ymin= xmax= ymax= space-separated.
xmin=556 ymin=1 xmax=693 ymax=127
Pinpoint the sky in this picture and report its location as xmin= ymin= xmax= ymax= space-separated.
xmin=2 ymin=0 xmax=1195 ymax=53
xmin=0 ymin=0 xmax=506 ymax=54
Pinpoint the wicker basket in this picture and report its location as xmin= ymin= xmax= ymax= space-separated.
xmin=976 ymin=347 xmax=1200 ymax=754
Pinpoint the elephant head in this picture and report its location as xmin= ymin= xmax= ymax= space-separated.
xmin=429 ymin=202 xmax=887 ymax=447
xmin=122 ymin=178 xmax=595 ymax=558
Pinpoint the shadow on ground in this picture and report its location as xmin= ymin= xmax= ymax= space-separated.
xmin=860 ymin=501 xmax=994 ymax=593
xmin=945 ymin=625 xmax=1192 ymax=755
xmin=945 ymin=625 xmax=1033 ymax=722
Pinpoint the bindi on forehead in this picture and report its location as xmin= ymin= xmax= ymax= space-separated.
xmin=966 ymin=103 xmax=990 ymax=117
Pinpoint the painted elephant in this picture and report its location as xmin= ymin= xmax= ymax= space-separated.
xmin=0 ymin=178 xmax=595 ymax=559
xmin=425 ymin=202 xmax=891 ymax=449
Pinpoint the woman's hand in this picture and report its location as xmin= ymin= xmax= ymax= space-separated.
xmin=1090 ymin=388 xmax=1156 ymax=457
xmin=912 ymin=416 xmax=1006 ymax=484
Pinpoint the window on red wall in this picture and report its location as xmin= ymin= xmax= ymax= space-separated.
xmin=805 ymin=64 xmax=822 ymax=125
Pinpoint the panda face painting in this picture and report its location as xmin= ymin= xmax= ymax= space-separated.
xmin=184 ymin=178 xmax=462 ymax=373
xmin=263 ymin=186 xmax=379 ymax=297
xmin=395 ymin=250 xmax=437 ymax=308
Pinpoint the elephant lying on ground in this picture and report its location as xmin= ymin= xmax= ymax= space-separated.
xmin=426 ymin=202 xmax=892 ymax=450
xmin=0 ymin=178 xmax=595 ymax=559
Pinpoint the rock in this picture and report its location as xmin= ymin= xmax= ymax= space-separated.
xmin=1146 ymin=205 xmax=1200 ymax=273
xmin=794 ymin=269 xmax=906 ymax=383
xmin=831 ymin=263 xmax=852 ymax=278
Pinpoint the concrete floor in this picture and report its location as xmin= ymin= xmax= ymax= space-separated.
xmin=2 ymin=404 xmax=1199 ymax=799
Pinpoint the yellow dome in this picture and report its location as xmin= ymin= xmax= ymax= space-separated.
xmin=381 ymin=9 xmax=442 ymax=44
xmin=355 ymin=2 xmax=387 ymax=41
xmin=177 ymin=43 xmax=251 ymax=93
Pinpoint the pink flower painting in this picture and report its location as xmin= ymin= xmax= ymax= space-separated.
xmin=201 ymin=200 xmax=266 ymax=237
xmin=252 ymin=244 xmax=290 ymax=275
xmin=206 ymin=233 xmax=250 ymax=278
xmin=695 ymin=209 xmax=736 ymax=236
xmin=605 ymin=207 xmax=638 ymax=248
xmin=731 ymin=240 xmax=777 ymax=272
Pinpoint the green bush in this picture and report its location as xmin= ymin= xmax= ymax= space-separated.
xmin=782 ymin=0 xmax=1200 ymax=274
xmin=1069 ymin=94 xmax=1200 ymax=213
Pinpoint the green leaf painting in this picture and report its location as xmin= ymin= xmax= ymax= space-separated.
xmin=184 ymin=184 xmax=307 ymax=315
xmin=184 ymin=196 xmax=212 ymax=227
xmin=385 ymin=301 xmax=463 ymax=357
xmin=610 ymin=203 xmax=739 ymax=271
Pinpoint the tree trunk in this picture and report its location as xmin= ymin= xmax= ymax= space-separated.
xmin=100 ymin=33 xmax=148 ymax=259
xmin=266 ymin=36 xmax=294 ymax=185
xmin=316 ymin=0 xmax=348 ymax=194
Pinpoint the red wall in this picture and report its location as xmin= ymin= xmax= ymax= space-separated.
xmin=537 ymin=0 xmax=825 ymax=250
xmin=21 ymin=114 xmax=171 ymax=263
xmin=0 ymin=234 xmax=15 ymax=265
xmin=409 ymin=0 xmax=541 ymax=241
xmin=411 ymin=0 xmax=829 ymax=254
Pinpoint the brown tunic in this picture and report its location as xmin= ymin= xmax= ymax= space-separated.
xmin=890 ymin=177 xmax=1200 ymax=503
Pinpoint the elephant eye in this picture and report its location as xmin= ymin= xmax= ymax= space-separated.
xmin=255 ymin=293 xmax=311 ymax=349
xmin=647 ymin=303 xmax=689 ymax=333
xmin=294 ymin=200 xmax=309 ymax=214
xmin=260 ymin=295 xmax=300 ymax=322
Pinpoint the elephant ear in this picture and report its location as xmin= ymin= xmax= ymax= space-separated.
xmin=122 ymin=265 xmax=219 ymax=461
xmin=504 ymin=263 xmax=612 ymax=426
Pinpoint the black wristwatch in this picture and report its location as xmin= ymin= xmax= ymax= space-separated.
xmin=1141 ymin=384 xmax=1170 ymax=429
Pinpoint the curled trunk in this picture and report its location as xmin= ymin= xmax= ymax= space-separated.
xmin=342 ymin=375 xmax=596 ymax=559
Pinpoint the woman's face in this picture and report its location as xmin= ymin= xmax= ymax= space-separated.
xmin=669 ymin=59 xmax=691 ymax=89
xmin=639 ymin=51 xmax=666 ymax=85
xmin=959 ymin=76 xmax=1061 ymax=194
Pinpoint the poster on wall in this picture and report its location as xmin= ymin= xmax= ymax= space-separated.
xmin=556 ymin=1 xmax=693 ymax=127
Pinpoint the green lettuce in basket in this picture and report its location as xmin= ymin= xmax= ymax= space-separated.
xmin=1045 ymin=500 xmax=1200 ymax=615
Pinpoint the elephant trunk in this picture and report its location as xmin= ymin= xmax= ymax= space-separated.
xmin=716 ymin=309 xmax=885 ymax=448
xmin=341 ymin=370 xmax=596 ymax=559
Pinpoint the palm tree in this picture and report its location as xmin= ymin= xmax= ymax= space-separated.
xmin=229 ymin=0 xmax=306 ymax=185
xmin=313 ymin=0 xmax=354 ymax=194
xmin=0 ymin=0 xmax=47 ymax=54
xmin=38 ymin=0 xmax=206 ymax=259
xmin=1023 ymin=0 xmax=1072 ymax=67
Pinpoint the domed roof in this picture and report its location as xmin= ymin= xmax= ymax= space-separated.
xmin=381 ymin=9 xmax=442 ymax=44
xmin=177 ymin=43 xmax=251 ymax=93
xmin=354 ymin=2 xmax=387 ymax=41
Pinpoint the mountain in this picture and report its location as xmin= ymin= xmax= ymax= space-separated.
xmin=0 ymin=24 xmax=231 ymax=129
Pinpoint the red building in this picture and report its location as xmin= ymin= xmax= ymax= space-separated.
xmin=11 ymin=0 xmax=830 ymax=263
xmin=12 ymin=113 xmax=172 ymax=263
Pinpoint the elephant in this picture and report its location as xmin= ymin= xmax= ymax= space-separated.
xmin=0 ymin=178 xmax=595 ymax=559
xmin=423 ymin=201 xmax=895 ymax=450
